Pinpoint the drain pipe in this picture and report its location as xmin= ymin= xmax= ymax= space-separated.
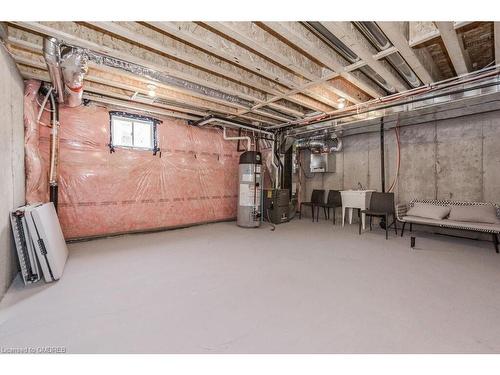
xmin=40 ymin=85 xmax=60 ymax=211
xmin=191 ymin=115 xmax=281 ymax=188
xmin=223 ymin=127 xmax=251 ymax=151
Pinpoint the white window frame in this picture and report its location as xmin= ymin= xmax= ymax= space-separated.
xmin=109 ymin=112 xmax=157 ymax=151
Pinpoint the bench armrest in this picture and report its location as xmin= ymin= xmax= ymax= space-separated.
xmin=396 ymin=203 xmax=408 ymax=221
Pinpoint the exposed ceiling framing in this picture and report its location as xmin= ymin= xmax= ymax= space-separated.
xmin=435 ymin=21 xmax=470 ymax=75
xmin=1 ymin=21 xmax=497 ymax=128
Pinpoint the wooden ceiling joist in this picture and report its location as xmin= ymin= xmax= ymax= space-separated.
xmin=376 ymin=22 xmax=436 ymax=84
xmin=259 ymin=21 xmax=383 ymax=100
xmin=493 ymin=22 xmax=500 ymax=66
xmin=9 ymin=22 xmax=286 ymax=122
xmin=435 ymin=21 xmax=470 ymax=75
xmin=320 ymin=22 xmax=408 ymax=93
xmin=202 ymin=22 xmax=347 ymax=109
xmin=4 ymin=21 xmax=495 ymax=128
xmin=146 ymin=22 xmax=335 ymax=115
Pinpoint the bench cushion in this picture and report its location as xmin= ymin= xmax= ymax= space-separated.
xmin=406 ymin=203 xmax=451 ymax=220
xmin=402 ymin=215 xmax=500 ymax=233
xmin=448 ymin=205 xmax=500 ymax=224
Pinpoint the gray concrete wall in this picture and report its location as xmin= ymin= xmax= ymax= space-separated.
xmin=0 ymin=45 xmax=25 ymax=301
xmin=299 ymin=109 xmax=500 ymax=219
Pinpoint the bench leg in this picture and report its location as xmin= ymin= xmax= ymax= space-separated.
xmin=385 ymin=214 xmax=388 ymax=240
xmin=401 ymin=222 xmax=406 ymax=237
xmin=409 ymin=222 xmax=413 ymax=233
xmin=323 ymin=206 xmax=328 ymax=220
xmin=493 ymin=234 xmax=499 ymax=254
xmin=311 ymin=205 xmax=315 ymax=222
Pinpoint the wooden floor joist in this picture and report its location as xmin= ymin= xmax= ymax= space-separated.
xmin=3 ymin=21 xmax=496 ymax=127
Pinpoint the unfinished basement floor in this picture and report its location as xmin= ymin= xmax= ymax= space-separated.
xmin=1 ymin=219 xmax=500 ymax=354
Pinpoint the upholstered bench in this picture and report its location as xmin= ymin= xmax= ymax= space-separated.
xmin=396 ymin=199 xmax=500 ymax=253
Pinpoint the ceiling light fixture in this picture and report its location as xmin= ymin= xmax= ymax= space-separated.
xmin=337 ymin=98 xmax=346 ymax=109
xmin=147 ymin=84 xmax=156 ymax=97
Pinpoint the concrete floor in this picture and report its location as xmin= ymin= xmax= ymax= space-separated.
xmin=1 ymin=219 xmax=500 ymax=353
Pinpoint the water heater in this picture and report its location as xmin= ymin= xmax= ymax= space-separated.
xmin=237 ymin=151 xmax=262 ymax=227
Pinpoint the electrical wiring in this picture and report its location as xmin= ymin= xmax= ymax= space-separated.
xmin=36 ymin=86 xmax=54 ymax=123
xmin=272 ymin=65 xmax=500 ymax=131
xmin=387 ymin=115 xmax=401 ymax=193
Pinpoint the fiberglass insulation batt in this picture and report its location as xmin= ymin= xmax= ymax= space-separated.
xmin=24 ymin=80 xmax=241 ymax=239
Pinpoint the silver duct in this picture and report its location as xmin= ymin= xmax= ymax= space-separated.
xmin=60 ymin=46 xmax=88 ymax=107
xmin=79 ymin=47 xmax=254 ymax=109
xmin=296 ymin=134 xmax=343 ymax=153
xmin=43 ymin=38 xmax=64 ymax=103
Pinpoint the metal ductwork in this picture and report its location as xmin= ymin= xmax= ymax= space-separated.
xmin=354 ymin=22 xmax=421 ymax=89
xmin=43 ymin=38 xmax=88 ymax=107
xmin=302 ymin=22 xmax=359 ymax=64
xmin=77 ymin=46 xmax=255 ymax=109
xmin=60 ymin=46 xmax=88 ymax=107
xmin=302 ymin=22 xmax=395 ymax=94
xmin=296 ymin=134 xmax=343 ymax=153
xmin=43 ymin=38 xmax=64 ymax=103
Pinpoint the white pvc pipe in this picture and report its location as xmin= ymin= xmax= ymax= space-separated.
xmin=223 ymin=127 xmax=251 ymax=151
xmin=196 ymin=117 xmax=281 ymax=188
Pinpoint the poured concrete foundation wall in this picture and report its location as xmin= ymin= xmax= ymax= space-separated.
xmin=300 ymin=109 xmax=500 ymax=216
xmin=0 ymin=46 xmax=25 ymax=300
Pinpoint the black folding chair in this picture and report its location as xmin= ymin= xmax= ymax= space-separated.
xmin=359 ymin=192 xmax=397 ymax=240
xmin=316 ymin=190 xmax=342 ymax=224
xmin=299 ymin=189 xmax=325 ymax=222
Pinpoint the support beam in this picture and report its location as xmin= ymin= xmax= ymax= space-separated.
xmin=495 ymin=22 xmax=500 ymax=66
xmin=377 ymin=22 xmax=436 ymax=84
xmin=435 ymin=21 xmax=470 ymax=75
xmin=320 ymin=22 xmax=407 ymax=93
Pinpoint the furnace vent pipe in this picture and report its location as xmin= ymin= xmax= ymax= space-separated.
xmin=192 ymin=115 xmax=281 ymax=188
xmin=296 ymin=134 xmax=343 ymax=153
xmin=60 ymin=46 xmax=88 ymax=107
xmin=43 ymin=38 xmax=64 ymax=104
xmin=223 ymin=127 xmax=251 ymax=151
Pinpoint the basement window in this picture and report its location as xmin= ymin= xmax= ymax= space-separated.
xmin=109 ymin=111 xmax=160 ymax=153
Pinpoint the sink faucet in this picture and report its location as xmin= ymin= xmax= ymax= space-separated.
xmin=357 ymin=182 xmax=363 ymax=190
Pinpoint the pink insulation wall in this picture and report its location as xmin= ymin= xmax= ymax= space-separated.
xmin=24 ymin=80 xmax=240 ymax=239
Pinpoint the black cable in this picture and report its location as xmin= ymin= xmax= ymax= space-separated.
xmin=266 ymin=208 xmax=276 ymax=232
